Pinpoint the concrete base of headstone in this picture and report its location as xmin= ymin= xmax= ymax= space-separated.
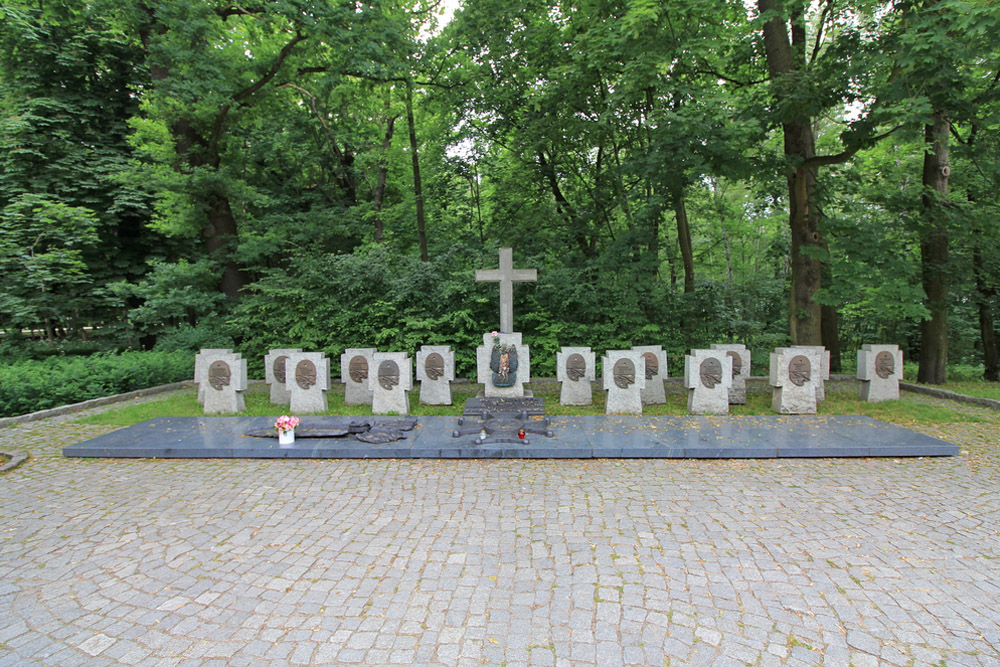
xmin=792 ymin=345 xmax=830 ymax=401
xmin=288 ymin=352 xmax=331 ymax=414
xmin=857 ymin=344 xmax=904 ymax=402
xmin=684 ymin=350 xmax=733 ymax=415
xmin=371 ymin=352 xmax=413 ymax=415
xmin=341 ymin=348 xmax=376 ymax=405
xmin=632 ymin=345 xmax=667 ymax=405
xmin=770 ymin=348 xmax=821 ymax=415
xmin=477 ymin=332 xmax=530 ymax=398
xmin=710 ymin=344 xmax=751 ymax=404
xmin=194 ymin=348 xmax=233 ymax=406
xmin=201 ymin=352 xmax=247 ymax=415
xmin=417 ymin=345 xmax=455 ymax=405
xmin=557 ymin=347 xmax=596 ymax=406
xmin=603 ymin=350 xmax=646 ymax=415
xmin=264 ymin=348 xmax=301 ymax=405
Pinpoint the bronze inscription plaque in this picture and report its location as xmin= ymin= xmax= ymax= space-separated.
xmin=296 ymin=360 xmax=317 ymax=390
xmin=378 ymin=360 xmax=400 ymax=390
xmin=349 ymin=356 xmax=368 ymax=384
xmin=875 ymin=351 xmax=895 ymax=379
xmin=727 ymin=351 xmax=742 ymax=377
xmin=613 ymin=358 xmax=636 ymax=389
xmin=642 ymin=352 xmax=658 ymax=380
xmin=700 ymin=358 xmax=723 ymax=389
xmin=273 ymin=355 xmax=288 ymax=384
xmin=208 ymin=360 xmax=231 ymax=391
xmin=566 ymin=353 xmax=586 ymax=381
xmin=788 ymin=355 xmax=811 ymax=387
xmin=425 ymin=352 xmax=445 ymax=380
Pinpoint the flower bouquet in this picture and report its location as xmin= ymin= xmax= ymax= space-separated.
xmin=275 ymin=415 xmax=300 ymax=445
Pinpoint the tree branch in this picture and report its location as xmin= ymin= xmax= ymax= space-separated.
xmin=216 ymin=4 xmax=267 ymax=20
xmin=799 ymin=125 xmax=903 ymax=169
xmin=234 ymin=31 xmax=307 ymax=103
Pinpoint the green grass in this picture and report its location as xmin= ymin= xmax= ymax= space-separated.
xmin=75 ymin=380 xmax=998 ymax=428
xmin=913 ymin=380 xmax=1000 ymax=402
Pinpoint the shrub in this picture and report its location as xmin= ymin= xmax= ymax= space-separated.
xmin=0 ymin=350 xmax=192 ymax=417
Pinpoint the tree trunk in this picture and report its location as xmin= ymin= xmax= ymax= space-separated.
xmin=973 ymin=238 xmax=998 ymax=381
xmin=673 ymin=188 xmax=695 ymax=293
xmin=204 ymin=194 xmax=250 ymax=300
xmin=372 ymin=108 xmax=397 ymax=244
xmin=405 ymin=80 xmax=429 ymax=262
xmin=917 ymin=112 xmax=950 ymax=385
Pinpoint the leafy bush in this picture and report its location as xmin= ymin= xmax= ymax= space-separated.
xmin=0 ymin=350 xmax=192 ymax=417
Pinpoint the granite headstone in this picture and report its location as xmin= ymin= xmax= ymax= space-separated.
xmin=264 ymin=348 xmax=301 ymax=405
xmin=770 ymin=347 xmax=822 ymax=414
xmin=194 ymin=348 xmax=233 ymax=406
xmin=476 ymin=332 xmax=531 ymax=398
xmin=684 ymin=349 xmax=733 ymax=415
xmin=603 ymin=350 xmax=646 ymax=415
xmin=288 ymin=351 xmax=330 ymax=413
xmin=632 ymin=345 xmax=667 ymax=405
xmin=200 ymin=350 xmax=247 ymax=415
xmin=370 ymin=352 xmax=413 ymax=415
xmin=416 ymin=345 xmax=455 ymax=405
xmin=556 ymin=346 xmax=596 ymax=406
xmin=792 ymin=345 xmax=831 ymax=401
xmin=857 ymin=344 xmax=904 ymax=402
xmin=340 ymin=348 xmax=377 ymax=405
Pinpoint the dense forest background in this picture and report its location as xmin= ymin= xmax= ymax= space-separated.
xmin=1 ymin=0 xmax=998 ymax=383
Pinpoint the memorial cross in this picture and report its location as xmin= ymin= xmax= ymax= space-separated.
xmin=475 ymin=247 xmax=537 ymax=333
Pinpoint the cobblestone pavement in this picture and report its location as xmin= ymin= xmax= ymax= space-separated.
xmin=2 ymin=394 xmax=999 ymax=666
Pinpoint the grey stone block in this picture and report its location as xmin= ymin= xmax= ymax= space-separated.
xmin=556 ymin=347 xmax=595 ymax=406
xmin=341 ymin=348 xmax=376 ymax=405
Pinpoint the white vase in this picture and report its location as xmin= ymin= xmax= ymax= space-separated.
xmin=278 ymin=429 xmax=295 ymax=446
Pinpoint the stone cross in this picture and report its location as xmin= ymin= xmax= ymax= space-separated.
xmin=475 ymin=247 xmax=537 ymax=333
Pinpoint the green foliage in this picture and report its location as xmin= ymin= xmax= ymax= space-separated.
xmin=0 ymin=350 xmax=191 ymax=417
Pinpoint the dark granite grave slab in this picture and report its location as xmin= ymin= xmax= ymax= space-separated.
xmin=63 ymin=415 xmax=959 ymax=460
xmin=463 ymin=396 xmax=545 ymax=416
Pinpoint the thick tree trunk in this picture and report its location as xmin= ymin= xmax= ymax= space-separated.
xmin=204 ymin=195 xmax=250 ymax=300
xmin=405 ymin=80 xmax=429 ymax=262
xmin=759 ymin=0 xmax=822 ymax=345
xmin=372 ymin=114 xmax=397 ymax=244
xmin=673 ymin=189 xmax=695 ymax=294
xmin=917 ymin=113 xmax=950 ymax=385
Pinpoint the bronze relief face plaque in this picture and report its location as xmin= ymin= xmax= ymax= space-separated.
xmin=642 ymin=352 xmax=658 ymax=380
xmin=208 ymin=360 xmax=231 ymax=391
xmin=425 ymin=353 xmax=445 ymax=380
xmin=378 ymin=360 xmax=400 ymax=390
xmin=296 ymin=360 xmax=317 ymax=390
xmin=727 ymin=351 xmax=743 ymax=377
xmin=875 ymin=351 xmax=895 ymax=379
xmin=566 ymin=353 xmax=586 ymax=381
xmin=700 ymin=358 xmax=723 ymax=389
xmin=788 ymin=355 xmax=811 ymax=387
xmin=349 ymin=356 xmax=368 ymax=384
xmin=273 ymin=356 xmax=289 ymax=384
xmin=613 ymin=358 xmax=636 ymax=389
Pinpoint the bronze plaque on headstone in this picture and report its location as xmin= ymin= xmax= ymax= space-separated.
xmin=727 ymin=351 xmax=743 ymax=377
xmin=349 ymin=356 xmax=368 ymax=383
xmin=208 ymin=360 xmax=231 ymax=391
xmin=273 ymin=355 xmax=289 ymax=384
xmin=425 ymin=352 xmax=445 ymax=380
xmin=789 ymin=355 xmax=811 ymax=387
xmin=613 ymin=359 xmax=636 ymax=389
xmin=378 ymin=360 xmax=400 ymax=390
xmin=566 ymin=353 xmax=586 ymax=381
xmin=642 ymin=352 xmax=658 ymax=380
xmin=296 ymin=359 xmax=317 ymax=390
xmin=700 ymin=358 xmax=723 ymax=389
xmin=875 ymin=351 xmax=895 ymax=379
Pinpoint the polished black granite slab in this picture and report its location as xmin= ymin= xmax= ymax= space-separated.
xmin=62 ymin=415 xmax=959 ymax=459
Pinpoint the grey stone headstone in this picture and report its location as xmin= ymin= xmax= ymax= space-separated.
xmin=769 ymin=347 xmax=822 ymax=414
xmin=857 ymin=344 xmax=904 ymax=402
xmin=288 ymin=351 xmax=330 ymax=413
xmin=476 ymin=332 xmax=530 ymax=398
xmin=370 ymin=352 xmax=413 ymax=415
xmin=416 ymin=345 xmax=455 ymax=405
xmin=710 ymin=344 xmax=751 ymax=404
xmin=340 ymin=348 xmax=376 ymax=405
xmin=603 ymin=350 xmax=646 ymax=415
xmin=684 ymin=349 xmax=733 ymax=415
xmin=194 ymin=348 xmax=233 ymax=406
xmin=264 ymin=348 xmax=302 ymax=406
xmin=791 ymin=345 xmax=831 ymax=401
xmin=632 ymin=345 xmax=667 ymax=405
xmin=556 ymin=347 xmax=596 ymax=406
xmin=200 ymin=351 xmax=247 ymax=415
